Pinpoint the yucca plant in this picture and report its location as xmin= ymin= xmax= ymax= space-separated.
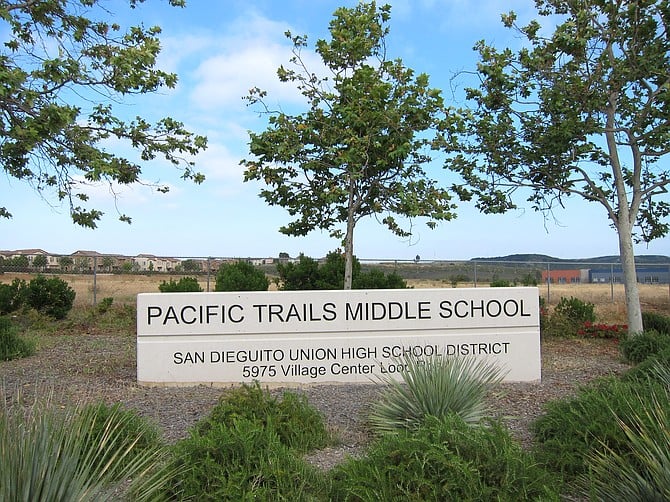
xmin=582 ymin=361 xmax=670 ymax=501
xmin=369 ymin=354 xmax=505 ymax=434
xmin=0 ymin=397 xmax=180 ymax=501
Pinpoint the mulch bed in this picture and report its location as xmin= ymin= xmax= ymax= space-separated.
xmin=1 ymin=332 xmax=630 ymax=469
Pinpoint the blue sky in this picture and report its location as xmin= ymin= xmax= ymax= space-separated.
xmin=1 ymin=0 xmax=668 ymax=260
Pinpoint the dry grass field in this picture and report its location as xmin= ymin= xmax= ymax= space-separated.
xmin=2 ymin=272 xmax=668 ymax=324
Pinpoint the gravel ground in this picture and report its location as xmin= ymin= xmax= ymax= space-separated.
xmin=1 ymin=332 xmax=629 ymax=471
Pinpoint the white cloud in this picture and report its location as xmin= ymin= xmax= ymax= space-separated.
xmin=171 ymin=12 xmax=326 ymax=113
xmin=193 ymin=141 xmax=246 ymax=182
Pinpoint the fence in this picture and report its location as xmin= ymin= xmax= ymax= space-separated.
xmin=1 ymin=253 xmax=669 ymax=310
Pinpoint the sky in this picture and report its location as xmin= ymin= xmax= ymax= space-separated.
xmin=1 ymin=0 xmax=668 ymax=261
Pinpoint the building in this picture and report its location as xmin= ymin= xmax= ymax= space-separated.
xmin=541 ymin=269 xmax=589 ymax=284
xmin=590 ymin=266 xmax=670 ymax=284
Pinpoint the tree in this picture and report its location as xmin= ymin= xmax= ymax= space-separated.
xmin=58 ymin=256 xmax=73 ymax=271
xmin=102 ymin=256 xmax=115 ymax=272
xmin=181 ymin=259 xmax=201 ymax=273
xmin=452 ymin=0 xmax=670 ymax=334
xmin=276 ymin=250 xmax=407 ymax=290
xmin=215 ymin=261 xmax=269 ymax=291
xmin=32 ymin=255 xmax=47 ymax=271
xmin=242 ymin=2 xmax=457 ymax=289
xmin=0 ymin=0 xmax=207 ymax=228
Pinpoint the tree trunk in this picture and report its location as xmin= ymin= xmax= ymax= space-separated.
xmin=616 ymin=209 xmax=644 ymax=334
xmin=343 ymin=176 xmax=356 ymax=290
xmin=604 ymin=92 xmax=644 ymax=335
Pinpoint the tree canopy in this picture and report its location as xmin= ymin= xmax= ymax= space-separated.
xmin=0 ymin=0 xmax=207 ymax=228
xmin=452 ymin=0 xmax=670 ymax=333
xmin=242 ymin=2 xmax=458 ymax=289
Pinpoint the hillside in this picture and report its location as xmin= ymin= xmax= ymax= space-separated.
xmin=472 ymin=254 xmax=670 ymax=264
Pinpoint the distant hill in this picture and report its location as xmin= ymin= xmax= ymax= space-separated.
xmin=472 ymin=254 xmax=670 ymax=264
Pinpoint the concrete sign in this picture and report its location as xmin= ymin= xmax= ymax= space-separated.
xmin=136 ymin=287 xmax=540 ymax=386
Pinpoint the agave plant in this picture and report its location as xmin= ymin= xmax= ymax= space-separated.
xmin=582 ymin=361 xmax=670 ymax=501
xmin=369 ymin=353 xmax=506 ymax=434
xmin=0 ymin=396 xmax=180 ymax=502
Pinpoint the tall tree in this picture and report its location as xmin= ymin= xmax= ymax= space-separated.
xmin=242 ymin=1 xmax=457 ymax=289
xmin=0 ymin=0 xmax=207 ymax=228
xmin=452 ymin=0 xmax=670 ymax=334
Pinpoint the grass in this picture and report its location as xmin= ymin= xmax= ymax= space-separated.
xmin=1 ymin=274 xmax=666 ymax=500
xmin=0 ymin=396 xmax=179 ymax=501
xmin=369 ymin=354 xmax=505 ymax=434
xmin=1 ymin=273 xmax=668 ymax=320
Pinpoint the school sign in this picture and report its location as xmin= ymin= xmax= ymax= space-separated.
xmin=136 ymin=287 xmax=541 ymax=385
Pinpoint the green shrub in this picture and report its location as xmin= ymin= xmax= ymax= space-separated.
xmin=329 ymin=415 xmax=560 ymax=501
xmin=490 ymin=279 xmax=512 ymax=287
xmin=215 ymin=261 xmax=269 ymax=291
xmin=0 ymin=398 xmax=177 ymax=502
xmin=542 ymin=312 xmax=579 ymax=337
xmin=369 ymin=354 xmax=504 ymax=434
xmin=159 ymin=276 xmax=203 ymax=292
xmin=96 ymin=297 xmax=114 ymax=313
xmin=354 ymin=269 xmax=407 ymax=289
xmin=0 ymin=316 xmax=35 ymax=361
xmin=642 ymin=311 xmax=670 ymax=334
xmin=543 ymin=296 xmax=596 ymax=337
xmin=449 ymin=274 xmax=469 ymax=287
xmin=0 ymin=278 xmax=26 ymax=315
xmin=531 ymin=376 xmax=670 ymax=482
xmin=196 ymin=382 xmax=331 ymax=453
xmin=553 ymin=296 xmax=596 ymax=324
xmin=277 ymin=251 xmax=407 ymax=290
xmin=519 ymin=273 xmax=538 ymax=286
xmin=24 ymin=275 xmax=75 ymax=319
xmin=622 ymin=347 xmax=670 ymax=382
xmin=171 ymin=418 xmax=326 ymax=501
xmin=75 ymin=402 xmax=163 ymax=480
xmin=581 ymin=363 xmax=670 ymax=501
xmin=619 ymin=329 xmax=670 ymax=364
xmin=276 ymin=254 xmax=323 ymax=290
xmin=170 ymin=383 xmax=330 ymax=500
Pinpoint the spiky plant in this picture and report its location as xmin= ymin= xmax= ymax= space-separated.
xmin=369 ymin=354 xmax=505 ymax=434
xmin=582 ymin=361 xmax=670 ymax=501
xmin=0 ymin=397 xmax=180 ymax=501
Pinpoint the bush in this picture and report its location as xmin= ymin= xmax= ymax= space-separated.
xmin=171 ymin=418 xmax=326 ymax=500
xmin=531 ymin=376 xmax=670 ymax=482
xmin=553 ymin=296 xmax=596 ymax=324
xmin=97 ymin=297 xmax=114 ymax=313
xmin=577 ymin=321 xmax=627 ymax=340
xmin=277 ymin=251 xmax=407 ymax=290
xmin=619 ymin=329 xmax=670 ymax=364
xmin=368 ymin=354 xmax=504 ymax=434
xmin=543 ymin=296 xmax=596 ymax=337
xmin=24 ymin=275 xmax=75 ymax=319
xmin=622 ymin=347 xmax=670 ymax=382
xmin=215 ymin=261 xmax=269 ymax=291
xmin=642 ymin=311 xmax=670 ymax=334
xmin=76 ymin=402 xmax=163 ymax=480
xmin=329 ymin=415 xmax=560 ymax=501
xmin=276 ymin=254 xmax=323 ymax=290
xmin=581 ymin=363 xmax=670 ymax=501
xmin=0 ymin=316 xmax=34 ymax=361
xmin=159 ymin=277 xmax=203 ymax=292
xmin=196 ymin=382 xmax=330 ymax=453
xmin=353 ymin=269 xmax=407 ymax=289
xmin=490 ymin=279 xmax=512 ymax=287
xmin=0 ymin=398 xmax=177 ymax=501
xmin=170 ymin=383 xmax=330 ymax=500
xmin=0 ymin=278 xmax=26 ymax=315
